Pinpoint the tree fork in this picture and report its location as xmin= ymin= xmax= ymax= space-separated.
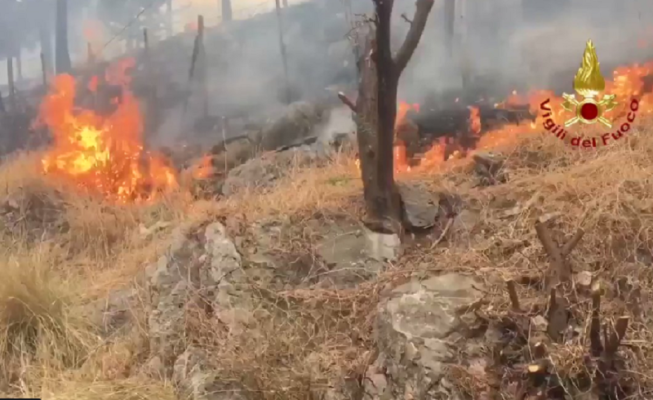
xmin=343 ymin=0 xmax=434 ymax=233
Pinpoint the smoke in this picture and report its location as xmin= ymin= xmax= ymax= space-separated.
xmin=3 ymin=0 xmax=652 ymax=149
xmin=399 ymin=0 xmax=653 ymax=102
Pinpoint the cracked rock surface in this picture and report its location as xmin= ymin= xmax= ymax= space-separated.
xmin=364 ymin=273 xmax=485 ymax=400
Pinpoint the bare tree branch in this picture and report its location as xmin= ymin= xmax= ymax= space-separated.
xmin=337 ymin=91 xmax=357 ymax=112
xmin=506 ymin=280 xmax=521 ymax=312
xmin=394 ymin=0 xmax=434 ymax=75
xmin=561 ymin=228 xmax=584 ymax=257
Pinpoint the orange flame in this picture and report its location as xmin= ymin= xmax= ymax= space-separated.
xmin=39 ymin=58 xmax=178 ymax=203
xmin=377 ymin=59 xmax=653 ymax=173
xmin=191 ymin=154 xmax=214 ymax=179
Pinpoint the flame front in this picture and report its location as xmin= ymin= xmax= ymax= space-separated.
xmin=39 ymin=58 xmax=178 ymax=203
xmin=394 ymin=59 xmax=653 ymax=171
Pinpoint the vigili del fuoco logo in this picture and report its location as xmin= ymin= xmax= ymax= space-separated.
xmin=539 ymin=39 xmax=640 ymax=148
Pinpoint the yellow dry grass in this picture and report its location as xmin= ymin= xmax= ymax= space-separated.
xmin=1 ymin=123 xmax=653 ymax=398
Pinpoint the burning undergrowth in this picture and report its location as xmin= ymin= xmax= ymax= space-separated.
xmin=393 ymin=60 xmax=653 ymax=173
xmin=36 ymin=58 xmax=178 ymax=204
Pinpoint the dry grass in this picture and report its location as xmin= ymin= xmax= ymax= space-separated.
xmin=2 ymin=125 xmax=653 ymax=398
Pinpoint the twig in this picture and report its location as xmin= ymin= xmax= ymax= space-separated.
xmin=430 ymin=217 xmax=453 ymax=249
xmin=606 ymin=316 xmax=629 ymax=355
xmin=400 ymin=13 xmax=413 ymax=25
xmin=561 ymin=228 xmax=584 ymax=257
xmin=393 ymin=0 xmax=434 ymax=74
xmin=590 ymin=283 xmax=603 ymax=357
xmin=506 ymin=279 xmax=521 ymax=311
xmin=338 ymin=91 xmax=357 ymax=112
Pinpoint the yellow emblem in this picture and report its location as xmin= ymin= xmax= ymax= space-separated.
xmin=561 ymin=40 xmax=617 ymax=128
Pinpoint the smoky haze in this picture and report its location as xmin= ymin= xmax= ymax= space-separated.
xmin=1 ymin=0 xmax=652 ymax=147
xmin=173 ymin=0 xmax=653 ymax=145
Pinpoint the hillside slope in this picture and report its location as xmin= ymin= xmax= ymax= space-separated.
xmin=1 ymin=125 xmax=653 ymax=399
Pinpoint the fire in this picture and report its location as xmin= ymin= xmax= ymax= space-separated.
xmin=192 ymin=155 xmax=214 ymax=179
xmin=394 ymin=102 xmax=420 ymax=172
xmin=391 ymin=60 xmax=653 ymax=172
xmin=39 ymin=58 xmax=178 ymax=203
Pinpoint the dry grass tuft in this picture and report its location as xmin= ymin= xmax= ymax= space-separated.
xmin=0 ymin=244 xmax=95 ymax=391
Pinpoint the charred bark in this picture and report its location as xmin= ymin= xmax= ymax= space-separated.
xmin=221 ymin=0 xmax=233 ymax=22
xmin=55 ymin=0 xmax=72 ymax=75
xmin=341 ymin=0 xmax=434 ymax=233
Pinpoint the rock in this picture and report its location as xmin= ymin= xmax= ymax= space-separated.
xmin=315 ymin=228 xmax=384 ymax=287
xmin=397 ymin=182 xmax=439 ymax=230
xmin=203 ymin=222 xmax=255 ymax=331
xmin=140 ymin=356 xmax=166 ymax=380
xmin=222 ymin=146 xmax=327 ymax=195
xmin=210 ymin=136 xmax=257 ymax=173
xmin=473 ymin=151 xmax=507 ymax=186
xmin=146 ymin=222 xmax=251 ymax=368
xmin=173 ymin=347 xmax=250 ymax=400
xmin=256 ymin=101 xmax=326 ymax=151
xmin=364 ymin=273 xmax=485 ymax=399
xmin=365 ymin=228 xmax=402 ymax=263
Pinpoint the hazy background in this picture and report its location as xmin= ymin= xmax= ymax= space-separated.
xmin=1 ymin=0 xmax=652 ymax=147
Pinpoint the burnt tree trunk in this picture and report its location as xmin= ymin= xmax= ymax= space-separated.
xmin=196 ymin=16 xmax=209 ymax=118
xmin=340 ymin=0 xmax=434 ymax=233
xmin=55 ymin=0 xmax=72 ymax=75
xmin=221 ymin=0 xmax=233 ymax=22
xmin=15 ymin=49 xmax=23 ymax=82
xmin=6 ymin=58 xmax=15 ymax=112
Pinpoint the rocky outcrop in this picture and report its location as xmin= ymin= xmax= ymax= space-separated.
xmin=145 ymin=222 xmax=253 ymax=375
xmin=173 ymin=347 xmax=249 ymax=400
xmin=364 ymin=273 xmax=486 ymax=400
xmin=255 ymin=101 xmax=327 ymax=151
xmin=221 ymin=146 xmax=328 ymax=195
